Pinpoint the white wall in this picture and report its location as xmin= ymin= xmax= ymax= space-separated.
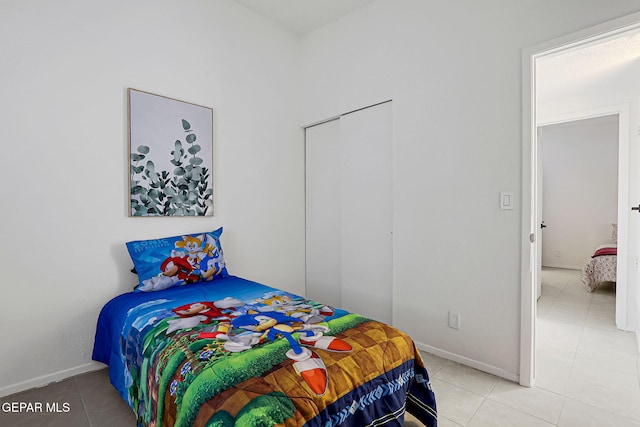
xmin=540 ymin=116 xmax=619 ymax=269
xmin=0 ymin=0 xmax=304 ymax=396
xmin=300 ymin=0 xmax=640 ymax=379
xmin=4 ymin=0 xmax=640 ymax=395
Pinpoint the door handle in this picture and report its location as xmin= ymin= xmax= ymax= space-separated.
xmin=632 ymin=205 xmax=640 ymax=212
xmin=540 ymin=221 xmax=547 ymax=229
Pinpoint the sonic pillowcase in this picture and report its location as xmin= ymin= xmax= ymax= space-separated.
xmin=126 ymin=227 xmax=229 ymax=292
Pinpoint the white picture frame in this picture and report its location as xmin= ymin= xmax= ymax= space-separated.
xmin=128 ymin=88 xmax=214 ymax=217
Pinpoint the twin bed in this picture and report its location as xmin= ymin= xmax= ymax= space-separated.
xmin=92 ymin=228 xmax=437 ymax=426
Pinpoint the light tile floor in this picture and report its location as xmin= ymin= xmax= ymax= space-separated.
xmin=2 ymin=268 xmax=638 ymax=426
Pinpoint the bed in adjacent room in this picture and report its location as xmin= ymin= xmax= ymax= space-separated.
xmin=582 ymin=243 xmax=617 ymax=292
xmin=581 ymin=223 xmax=617 ymax=293
xmin=92 ymin=228 xmax=437 ymax=427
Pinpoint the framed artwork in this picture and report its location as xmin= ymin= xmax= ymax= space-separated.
xmin=128 ymin=88 xmax=214 ymax=216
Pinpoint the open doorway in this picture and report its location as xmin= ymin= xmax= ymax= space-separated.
xmin=538 ymin=115 xmax=620 ymax=279
xmin=520 ymin=15 xmax=640 ymax=386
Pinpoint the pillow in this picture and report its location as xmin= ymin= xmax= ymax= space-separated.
xmin=126 ymin=227 xmax=229 ymax=292
xmin=612 ymin=223 xmax=618 ymax=244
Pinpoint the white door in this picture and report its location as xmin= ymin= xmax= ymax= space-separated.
xmin=305 ymin=119 xmax=342 ymax=307
xmin=305 ymin=102 xmax=393 ymax=324
xmin=535 ymin=130 xmax=543 ymax=301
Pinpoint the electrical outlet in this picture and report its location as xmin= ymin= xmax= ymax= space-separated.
xmin=448 ymin=311 xmax=460 ymax=330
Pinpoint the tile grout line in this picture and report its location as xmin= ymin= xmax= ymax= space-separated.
xmin=554 ymin=396 xmax=568 ymax=426
xmin=562 ymin=275 xmax=586 ymax=393
xmin=463 ymin=395 xmax=485 ymax=426
xmin=73 ymin=377 xmax=93 ymax=427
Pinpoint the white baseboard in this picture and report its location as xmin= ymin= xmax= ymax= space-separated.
xmin=414 ymin=341 xmax=520 ymax=383
xmin=0 ymin=362 xmax=106 ymax=398
xmin=541 ymin=264 xmax=581 ymax=271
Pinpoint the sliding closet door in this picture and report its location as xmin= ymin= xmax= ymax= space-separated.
xmin=305 ymin=102 xmax=393 ymax=324
xmin=340 ymin=103 xmax=392 ymax=323
xmin=305 ymin=119 xmax=342 ymax=307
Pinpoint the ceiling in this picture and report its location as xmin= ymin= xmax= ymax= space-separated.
xmin=536 ymin=30 xmax=640 ymax=102
xmin=232 ymin=0 xmax=375 ymax=36
xmin=232 ymin=1 xmax=640 ymax=99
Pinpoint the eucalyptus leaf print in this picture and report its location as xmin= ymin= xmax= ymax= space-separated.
xmin=130 ymin=119 xmax=213 ymax=216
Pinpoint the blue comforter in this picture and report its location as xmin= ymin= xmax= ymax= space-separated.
xmin=93 ymin=276 xmax=437 ymax=426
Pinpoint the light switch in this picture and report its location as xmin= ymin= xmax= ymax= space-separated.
xmin=500 ymin=191 xmax=514 ymax=210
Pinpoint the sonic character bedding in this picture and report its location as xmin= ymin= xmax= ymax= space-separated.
xmin=92 ymin=229 xmax=437 ymax=427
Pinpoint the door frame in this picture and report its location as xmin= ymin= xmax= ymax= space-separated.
xmin=520 ymin=12 xmax=640 ymax=387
